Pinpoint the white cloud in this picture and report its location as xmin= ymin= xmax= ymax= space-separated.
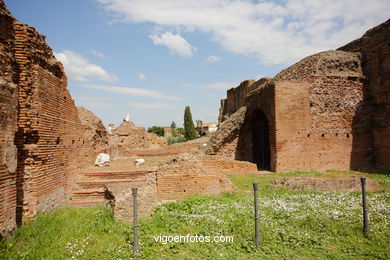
xmin=206 ymin=55 xmax=221 ymax=63
xmin=149 ymin=31 xmax=196 ymax=58
xmin=75 ymin=95 xmax=113 ymax=109
xmin=129 ymin=102 xmax=177 ymax=110
xmin=138 ymin=73 xmax=147 ymax=80
xmin=55 ymin=50 xmax=116 ymax=82
xmin=197 ymin=82 xmax=235 ymax=91
xmin=80 ymin=84 xmax=181 ymax=101
xmin=91 ymin=49 xmax=106 ymax=58
xmin=97 ymin=0 xmax=390 ymax=65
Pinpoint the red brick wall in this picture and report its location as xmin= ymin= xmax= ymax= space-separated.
xmin=235 ymin=82 xmax=277 ymax=169
xmin=214 ymin=50 xmax=368 ymax=172
xmin=274 ymin=77 xmax=364 ymax=172
xmin=339 ymin=20 xmax=390 ymax=170
xmin=225 ymin=80 xmax=255 ymax=119
xmin=157 ymin=174 xmax=232 ymax=201
xmin=0 ymin=5 xmax=17 ymax=235
xmin=13 ymin=21 xmax=87 ymax=221
xmin=211 ymin=81 xmax=277 ymax=169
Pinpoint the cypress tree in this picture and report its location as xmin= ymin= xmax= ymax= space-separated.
xmin=170 ymin=121 xmax=177 ymax=136
xmin=183 ymin=106 xmax=196 ymax=140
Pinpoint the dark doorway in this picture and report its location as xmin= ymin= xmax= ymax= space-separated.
xmin=252 ymin=109 xmax=270 ymax=170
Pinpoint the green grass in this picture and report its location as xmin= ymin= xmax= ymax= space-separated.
xmin=229 ymin=170 xmax=390 ymax=191
xmin=326 ymin=170 xmax=390 ymax=188
xmin=0 ymin=205 xmax=134 ymax=259
xmin=1 ymin=172 xmax=389 ymax=259
xmin=2 ymin=191 xmax=389 ymax=259
xmin=228 ymin=171 xmax=322 ymax=190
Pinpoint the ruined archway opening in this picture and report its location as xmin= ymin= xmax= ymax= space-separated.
xmin=252 ymin=109 xmax=270 ymax=170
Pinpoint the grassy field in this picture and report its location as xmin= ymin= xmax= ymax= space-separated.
xmin=229 ymin=170 xmax=390 ymax=191
xmin=1 ymin=172 xmax=389 ymax=259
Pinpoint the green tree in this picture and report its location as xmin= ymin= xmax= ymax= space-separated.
xmin=170 ymin=121 xmax=177 ymax=136
xmin=176 ymin=128 xmax=186 ymax=136
xmin=147 ymin=126 xmax=164 ymax=137
xmin=183 ymin=106 xmax=197 ymax=140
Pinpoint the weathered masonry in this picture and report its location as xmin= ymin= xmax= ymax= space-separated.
xmin=211 ymin=20 xmax=390 ymax=172
xmin=0 ymin=1 xmax=93 ymax=235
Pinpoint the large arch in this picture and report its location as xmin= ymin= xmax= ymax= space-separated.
xmin=252 ymin=109 xmax=271 ymax=170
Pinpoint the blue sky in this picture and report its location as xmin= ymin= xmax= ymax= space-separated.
xmin=5 ymin=0 xmax=389 ymax=128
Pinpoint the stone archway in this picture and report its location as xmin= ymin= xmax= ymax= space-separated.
xmin=252 ymin=109 xmax=270 ymax=170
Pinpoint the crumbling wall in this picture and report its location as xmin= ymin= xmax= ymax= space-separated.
xmin=235 ymin=80 xmax=276 ymax=167
xmin=210 ymin=79 xmax=276 ymax=168
xmin=214 ymin=47 xmax=370 ymax=172
xmin=0 ymin=2 xmax=17 ymax=235
xmin=77 ymin=107 xmax=108 ymax=152
xmin=14 ymin=22 xmax=84 ymax=218
xmin=207 ymin=106 xmax=247 ymax=157
xmin=218 ymin=99 xmax=227 ymax=123
xmin=219 ymin=80 xmax=255 ymax=122
xmin=157 ymin=174 xmax=232 ymax=201
xmin=104 ymin=172 xmax=157 ymax=222
xmin=1 ymin=0 xmax=90 ymax=232
xmin=13 ymin=20 xmax=88 ymax=220
xmin=108 ymin=120 xmax=166 ymax=156
xmin=156 ymin=154 xmax=233 ymax=201
xmin=273 ymin=50 xmax=365 ymax=171
xmin=145 ymin=132 xmax=167 ymax=148
xmin=218 ymin=78 xmax=272 ymax=123
xmin=339 ymin=19 xmax=390 ymax=170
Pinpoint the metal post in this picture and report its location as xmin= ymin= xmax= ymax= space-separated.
xmin=253 ymin=182 xmax=260 ymax=246
xmin=132 ymin=187 xmax=140 ymax=254
xmin=360 ymin=177 xmax=369 ymax=235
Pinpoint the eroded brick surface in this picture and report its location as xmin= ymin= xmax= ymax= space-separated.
xmin=339 ymin=20 xmax=390 ymax=170
xmin=212 ymin=21 xmax=389 ymax=172
xmin=77 ymin=107 xmax=108 ymax=152
xmin=108 ymin=120 xmax=166 ymax=157
xmin=0 ymin=2 xmax=18 ymax=235
xmin=0 ymin=1 xmax=94 ymax=234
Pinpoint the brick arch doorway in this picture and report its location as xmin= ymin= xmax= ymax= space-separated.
xmin=252 ymin=109 xmax=270 ymax=170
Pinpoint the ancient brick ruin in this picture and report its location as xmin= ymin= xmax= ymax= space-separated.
xmin=0 ymin=1 xmax=227 ymax=235
xmin=1 ymin=0 xmax=389 ymax=237
xmin=107 ymin=116 xmax=167 ymax=159
xmin=211 ymin=20 xmax=390 ymax=172
xmin=77 ymin=107 xmax=109 ymax=152
xmin=0 ymin=2 xmax=95 ymax=235
xmin=0 ymin=1 xmax=18 ymax=235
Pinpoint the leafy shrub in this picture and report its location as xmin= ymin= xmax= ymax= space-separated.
xmin=147 ymin=126 xmax=164 ymax=137
xmin=167 ymin=135 xmax=186 ymax=145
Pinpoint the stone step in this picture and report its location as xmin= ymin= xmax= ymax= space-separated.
xmin=79 ymin=170 xmax=154 ymax=179
xmin=69 ymin=197 xmax=105 ymax=207
xmin=73 ymin=188 xmax=104 ymax=194
xmin=76 ymin=178 xmax=142 ymax=189
xmin=71 ymin=188 xmax=105 ymax=200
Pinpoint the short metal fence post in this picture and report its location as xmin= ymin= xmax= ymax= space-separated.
xmin=132 ymin=187 xmax=140 ymax=254
xmin=253 ymin=182 xmax=260 ymax=246
xmin=360 ymin=177 xmax=369 ymax=235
